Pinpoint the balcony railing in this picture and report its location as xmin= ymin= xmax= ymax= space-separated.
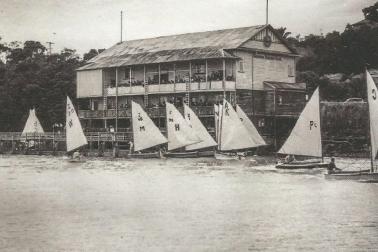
xmin=105 ymin=80 xmax=236 ymax=96
xmin=79 ymin=106 xmax=216 ymax=119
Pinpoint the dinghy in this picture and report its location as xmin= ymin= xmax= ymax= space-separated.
xmin=21 ymin=108 xmax=45 ymax=152
xmin=325 ymin=70 xmax=378 ymax=182
xmin=171 ymin=104 xmax=217 ymax=158
xmin=163 ymin=102 xmax=202 ymax=158
xmin=128 ymin=101 xmax=167 ymax=158
xmin=215 ymin=99 xmax=265 ymax=160
xmin=66 ymin=96 xmax=88 ymax=163
xmin=276 ymin=87 xmax=327 ymax=169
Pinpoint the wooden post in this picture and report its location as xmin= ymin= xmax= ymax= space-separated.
xmin=115 ymin=67 xmax=119 ymax=132
xmin=273 ymin=89 xmax=277 ymax=152
xmin=251 ymin=55 xmax=255 ymax=120
xmin=38 ymin=133 xmax=41 ymax=155
xmin=158 ymin=64 xmax=161 ymax=85
xmin=205 ymin=59 xmax=208 ymax=89
xmin=222 ymin=59 xmax=226 ymax=98
xmin=129 ymin=67 xmax=132 ymax=88
xmin=11 ymin=135 xmax=15 ymax=154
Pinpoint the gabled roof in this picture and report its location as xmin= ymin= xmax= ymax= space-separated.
xmin=78 ymin=25 xmax=294 ymax=71
xmin=264 ymin=81 xmax=306 ymax=90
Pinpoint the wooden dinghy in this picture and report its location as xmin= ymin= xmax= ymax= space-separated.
xmin=127 ymin=151 xmax=161 ymax=159
xmin=214 ymin=100 xmax=266 ymax=160
xmin=324 ymin=71 xmax=378 ymax=181
xmin=129 ymin=101 xmax=167 ymax=159
xmin=276 ymin=88 xmax=326 ymax=169
xmin=276 ymin=160 xmax=328 ymax=169
xmin=324 ymin=169 xmax=371 ymax=180
xmin=65 ymin=96 xmax=88 ymax=163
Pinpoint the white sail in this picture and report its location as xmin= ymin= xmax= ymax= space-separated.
xmin=184 ymin=104 xmax=217 ymax=151
xmin=367 ymin=71 xmax=378 ymax=160
xmin=219 ymin=100 xmax=257 ymax=151
xmin=66 ymin=96 xmax=87 ymax=152
xmin=278 ymin=88 xmax=322 ymax=157
xmin=22 ymin=109 xmax=44 ymax=135
xmin=236 ymin=105 xmax=266 ymax=147
xmin=132 ymin=101 xmax=167 ymax=151
xmin=166 ymin=102 xmax=201 ymax=151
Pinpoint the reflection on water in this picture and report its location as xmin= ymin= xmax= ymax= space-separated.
xmin=0 ymin=155 xmax=377 ymax=251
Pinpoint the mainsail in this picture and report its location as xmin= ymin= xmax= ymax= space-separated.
xmin=278 ymin=88 xmax=322 ymax=157
xmin=367 ymin=71 xmax=378 ymax=161
xmin=66 ymin=96 xmax=88 ymax=152
xmin=184 ymin=104 xmax=217 ymax=151
xmin=166 ymin=102 xmax=201 ymax=151
xmin=132 ymin=101 xmax=167 ymax=151
xmin=236 ymin=105 xmax=266 ymax=147
xmin=219 ymin=100 xmax=258 ymax=151
xmin=22 ymin=109 xmax=44 ymax=135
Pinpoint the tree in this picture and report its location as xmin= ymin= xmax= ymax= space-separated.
xmin=363 ymin=2 xmax=378 ymax=22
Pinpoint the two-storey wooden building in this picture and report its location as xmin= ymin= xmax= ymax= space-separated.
xmin=76 ymin=24 xmax=306 ymax=149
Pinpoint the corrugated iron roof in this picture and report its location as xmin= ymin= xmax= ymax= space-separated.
xmin=264 ymin=81 xmax=306 ymax=90
xmin=78 ymin=25 xmax=267 ymax=71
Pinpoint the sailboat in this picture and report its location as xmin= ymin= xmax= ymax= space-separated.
xmin=215 ymin=99 xmax=264 ymax=160
xmin=22 ymin=109 xmax=45 ymax=135
xmin=165 ymin=104 xmax=217 ymax=158
xmin=66 ymin=96 xmax=88 ymax=162
xmin=21 ymin=108 xmax=45 ymax=151
xmin=325 ymin=70 xmax=378 ymax=181
xmin=163 ymin=102 xmax=202 ymax=157
xmin=276 ymin=87 xmax=328 ymax=169
xmin=128 ymin=101 xmax=168 ymax=158
xmin=236 ymin=105 xmax=266 ymax=147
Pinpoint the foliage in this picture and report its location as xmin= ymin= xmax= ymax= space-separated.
xmin=0 ymin=41 xmax=84 ymax=131
xmin=363 ymin=2 xmax=378 ymax=22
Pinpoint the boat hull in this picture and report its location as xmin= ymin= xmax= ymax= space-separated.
xmin=324 ymin=169 xmax=371 ymax=180
xmin=276 ymin=161 xmax=328 ymax=169
xmin=164 ymin=150 xmax=214 ymax=158
xmin=127 ymin=152 xmax=161 ymax=159
xmin=214 ymin=152 xmax=246 ymax=160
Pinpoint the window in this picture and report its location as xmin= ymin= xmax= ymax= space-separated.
xmin=239 ymin=59 xmax=244 ymax=72
xmin=288 ymin=64 xmax=294 ymax=77
xmin=124 ymin=68 xmax=131 ymax=80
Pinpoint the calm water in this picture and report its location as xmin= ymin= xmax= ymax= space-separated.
xmin=0 ymin=155 xmax=377 ymax=251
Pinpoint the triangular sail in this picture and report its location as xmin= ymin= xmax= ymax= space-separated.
xmin=219 ymin=100 xmax=258 ymax=151
xmin=66 ymin=96 xmax=88 ymax=152
xmin=236 ymin=105 xmax=266 ymax=147
xmin=367 ymin=71 xmax=378 ymax=162
xmin=184 ymin=104 xmax=217 ymax=151
xmin=132 ymin=101 xmax=167 ymax=151
xmin=22 ymin=109 xmax=44 ymax=135
xmin=278 ymin=88 xmax=322 ymax=157
xmin=166 ymin=102 xmax=201 ymax=151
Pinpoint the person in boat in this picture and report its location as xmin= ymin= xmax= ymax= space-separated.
xmin=327 ymin=157 xmax=341 ymax=173
xmin=72 ymin=150 xmax=82 ymax=160
xmin=284 ymin=154 xmax=296 ymax=164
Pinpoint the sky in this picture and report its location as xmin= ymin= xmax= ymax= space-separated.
xmin=0 ymin=0 xmax=375 ymax=56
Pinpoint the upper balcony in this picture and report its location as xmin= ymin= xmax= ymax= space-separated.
xmin=102 ymin=59 xmax=236 ymax=96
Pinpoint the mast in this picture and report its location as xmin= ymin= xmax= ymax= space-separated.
xmin=366 ymin=68 xmax=375 ymax=173
xmin=318 ymin=87 xmax=324 ymax=162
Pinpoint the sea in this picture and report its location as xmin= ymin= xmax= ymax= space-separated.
xmin=0 ymin=155 xmax=377 ymax=251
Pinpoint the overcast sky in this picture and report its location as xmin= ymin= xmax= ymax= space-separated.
xmin=0 ymin=0 xmax=375 ymax=55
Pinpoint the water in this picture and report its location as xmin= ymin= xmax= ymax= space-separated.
xmin=0 ymin=155 xmax=377 ymax=251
